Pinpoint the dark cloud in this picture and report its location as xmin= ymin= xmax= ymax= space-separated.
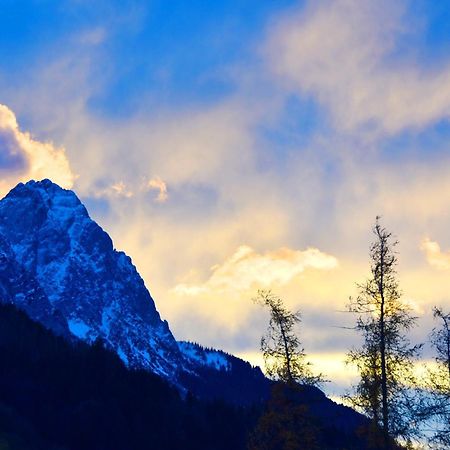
xmin=0 ymin=131 xmax=28 ymax=173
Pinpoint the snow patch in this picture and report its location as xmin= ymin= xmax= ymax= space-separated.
xmin=179 ymin=342 xmax=231 ymax=371
xmin=117 ymin=346 xmax=129 ymax=365
xmin=68 ymin=318 xmax=92 ymax=339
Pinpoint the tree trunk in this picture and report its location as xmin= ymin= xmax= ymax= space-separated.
xmin=378 ymin=230 xmax=389 ymax=449
xmin=279 ymin=319 xmax=293 ymax=382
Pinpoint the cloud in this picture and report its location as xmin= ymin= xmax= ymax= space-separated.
xmin=421 ymin=237 xmax=450 ymax=271
xmin=111 ymin=181 xmax=134 ymax=198
xmin=93 ymin=181 xmax=134 ymax=199
xmin=90 ymin=177 xmax=168 ymax=201
xmin=173 ymin=245 xmax=338 ymax=295
xmin=146 ymin=177 xmax=168 ymax=202
xmin=3 ymin=0 xmax=450 ymax=397
xmin=0 ymin=104 xmax=76 ymax=198
xmin=266 ymin=0 xmax=450 ymax=134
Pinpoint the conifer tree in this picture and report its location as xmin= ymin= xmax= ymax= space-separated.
xmin=254 ymin=289 xmax=323 ymax=386
xmin=424 ymin=307 xmax=450 ymax=448
xmin=249 ymin=290 xmax=323 ymax=450
xmin=346 ymin=218 xmax=422 ymax=449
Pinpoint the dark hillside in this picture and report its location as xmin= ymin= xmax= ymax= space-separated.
xmin=0 ymin=302 xmax=379 ymax=450
xmin=0 ymin=303 xmax=253 ymax=450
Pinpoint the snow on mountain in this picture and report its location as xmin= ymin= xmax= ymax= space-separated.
xmin=0 ymin=229 xmax=68 ymax=336
xmin=178 ymin=341 xmax=231 ymax=372
xmin=0 ymin=180 xmax=182 ymax=380
xmin=0 ymin=180 xmax=273 ymax=405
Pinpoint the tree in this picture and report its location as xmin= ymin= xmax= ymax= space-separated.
xmin=253 ymin=289 xmax=323 ymax=386
xmin=249 ymin=290 xmax=324 ymax=450
xmin=346 ymin=218 xmax=422 ymax=449
xmin=424 ymin=307 xmax=450 ymax=448
xmin=247 ymin=382 xmax=320 ymax=450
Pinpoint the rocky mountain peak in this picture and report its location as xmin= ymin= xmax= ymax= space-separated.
xmin=0 ymin=179 xmax=270 ymax=404
xmin=0 ymin=179 xmax=181 ymax=379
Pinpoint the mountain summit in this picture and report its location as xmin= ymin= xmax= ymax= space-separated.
xmin=0 ymin=179 xmax=184 ymax=378
xmin=0 ymin=179 xmax=370 ymax=443
xmin=0 ymin=180 xmax=239 ymax=382
xmin=0 ymin=180 xmax=270 ymax=404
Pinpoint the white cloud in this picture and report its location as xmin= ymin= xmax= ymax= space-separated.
xmin=3 ymin=1 xmax=449 ymax=395
xmin=173 ymin=245 xmax=338 ymax=295
xmin=146 ymin=177 xmax=168 ymax=202
xmin=111 ymin=181 xmax=134 ymax=198
xmin=0 ymin=104 xmax=76 ymax=198
xmin=90 ymin=177 xmax=168 ymax=201
xmin=421 ymin=237 xmax=450 ymax=271
xmin=93 ymin=181 xmax=134 ymax=198
xmin=266 ymin=0 xmax=450 ymax=134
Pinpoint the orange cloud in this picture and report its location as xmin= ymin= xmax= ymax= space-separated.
xmin=0 ymin=103 xmax=76 ymax=197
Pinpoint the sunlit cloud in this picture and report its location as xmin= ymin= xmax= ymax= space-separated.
xmin=2 ymin=0 xmax=450 ymax=399
xmin=173 ymin=245 xmax=338 ymax=296
xmin=0 ymin=104 xmax=76 ymax=198
xmin=234 ymin=349 xmax=359 ymax=396
xmin=111 ymin=181 xmax=134 ymax=198
xmin=266 ymin=0 xmax=450 ymax=134
xmin=421 ymin=237 xmax=450 ymax=271
xmin=146 ymin=177 xmax=168 ymax=202
xmin=90 ymin=181 xmax=134 ymax=199
xmin=91 ymin=177 xmax=168 ymax=201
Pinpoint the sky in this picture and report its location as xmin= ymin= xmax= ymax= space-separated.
xmin=1 ymin=0 xmax=450 ymax=397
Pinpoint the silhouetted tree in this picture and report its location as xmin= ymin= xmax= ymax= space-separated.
xmin=249 ymin=291 xmax=323 ymax=450
xmin=346 ymin=218 xmax=422 ymax=449
xmin=423 ymin=307 xmax=450 ymax=448
xmin=247 ymin=383 xmax=320 ymax=450
xmin=253 ymin=290 xmax=323 ymax=386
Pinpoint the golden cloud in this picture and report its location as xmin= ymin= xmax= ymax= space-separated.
xmin=0 ymin=104 xmax=76 ymax=197
xmin=173 ymin=245 xmax=339 ymax=296
xmin=92 ymin=181 xmax=135 ymax=199
xmin=146 ymin=177 xmax=168 ymax=202
xmin=421 ymin=237 xmax=450 ymax=271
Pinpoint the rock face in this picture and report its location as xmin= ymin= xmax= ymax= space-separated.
xmin=0 ymin=179 xmax=372 ymax=440
xmin=0 ymin=179 xmax=270 ymax=403
xmin=0 ymin=180 xmax=182 ymax=379
xmin=0 ymin=230 xmax=68 ymax=336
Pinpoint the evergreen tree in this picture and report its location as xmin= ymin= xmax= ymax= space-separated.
xmin=249 ymin=290 xmax=323 ymax=450
xmin=254 ymin=290 xmax=323 ymax=386
xmin=346 ymin=218 xmax=422 ymax=449
xmin=424 ymin=307 xmax=450 ymax=448
xmin=247 ymin=383 xmax=320 ymax=450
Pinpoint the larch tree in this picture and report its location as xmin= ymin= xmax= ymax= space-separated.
xmin=249 ymin=290 xmax=324 ymax=450
xmin=424 ymin=307 xmax=450 ymax=448
xmin=346 ymin=218 xmax=422 ymax=449
xmin=254 ymin=289 xmax=323 ymax=386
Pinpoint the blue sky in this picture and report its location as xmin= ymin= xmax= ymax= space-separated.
xmin=1 ymin=0 xmax=450 ymax=396
xmin=0 ymin=0 xmax=297 ymax=113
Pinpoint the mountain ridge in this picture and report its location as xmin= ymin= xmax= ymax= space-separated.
xmin=0 ymin=179 xmax=270 ymax=404
xmin=0 ymin=179 xmax=182 ymax=379
xmin=0 ymin=179 xmax=375 ymax=449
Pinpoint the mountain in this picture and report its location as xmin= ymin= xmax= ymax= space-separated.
xmin=0 ymin=302 xmax=255 ymax=450
xmin=0 ymin=180 xmax=181 ymax=378
xmin=0 ymin=179 xmax=268 ymax=403
xmin=0 ymin=230 xmax=68 ymax=336
xmin=0 ymin=179 xmax=375 ymax=449
xmin=0 ymin=302 xmax=371 ymax=450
